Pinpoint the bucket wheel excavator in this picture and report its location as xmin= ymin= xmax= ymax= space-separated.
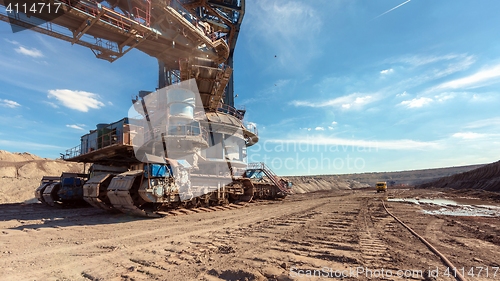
xmin=1 ymin=0 xmax=293 ymax=216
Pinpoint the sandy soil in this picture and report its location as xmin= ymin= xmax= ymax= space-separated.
xmin=287 ymin=176 xmax=368 ymax=194
xmin=0 ymin=151 xmax=83 ymax=203
xmin=1 ymin=188 xmax=499 ymax=281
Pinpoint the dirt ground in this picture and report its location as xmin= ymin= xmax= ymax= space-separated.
xmin=1 ymin=188 xmax=499 ymax=281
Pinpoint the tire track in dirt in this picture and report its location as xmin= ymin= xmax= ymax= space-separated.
xmin=357 ymin=198 xmax=402 ymax=280
xmin=124 ymin=200 xmax=334 ymax=280
xmin=187 ymin=195 xmax=365 ymax=280
xmin=7 ymin=190 xmax=497 ymax=281
xmin=0 ymin=196 xmax=337 ymax=281
xmin=109 ymin=196 xmax=354 ymax=280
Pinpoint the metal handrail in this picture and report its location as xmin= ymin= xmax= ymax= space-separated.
xmin=244 ymin=122 xmax=258 ymax=136
xmin=217 ymin=103 xmax=244 ymax=120
xmin=58 ymin=0 xmax=150 ymax=36
xmin=246 ymin=162 xmax=292 ymax=194
xmin=63 ymin=128 xmax=125 ymax=159
xmin=142 ymin=124 xmax=209 ymax=144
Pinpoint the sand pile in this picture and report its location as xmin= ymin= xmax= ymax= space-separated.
xmin=0 ymin=150 xmax=83 ymax=203
xmin=0 ymin=150 xmax=43 ymax=162
xmin=288 ymin=175 xmax=369 ymax=194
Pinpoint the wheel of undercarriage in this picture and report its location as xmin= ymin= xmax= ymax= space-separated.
xmin=35 ymin=182 xmax=52 ymax=205
xmin=200 ymin=193 xmax=211 ymax=207
xmin=215 ymin=196 xmax=229 ymax=206
xmin=239 ymin=179 xmax=254 ymax=202
xmin=83 ymin=174 xmax=118 ymax=212
xmin=183 ymin=197 xmax=201 ymax=208
xmin=42 ymin=182 xmax=62 ymax=207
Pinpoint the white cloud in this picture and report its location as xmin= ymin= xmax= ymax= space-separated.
xmin=66 ymin=124 xmax=85 ymax=130
xmin=4 ymin=39 xmax=19 ymax=45
xmin=434 ymin=93 xmax=456 ymax=102
xmin=431 ymin=55 xmax=476 ymax=79
xmin=382 ymin=54 xmax=475 ymax=97
xmin=315 ymin=127 xmax=325 ymax=131
xmin=15 ymin=46 xmax=43 ymax=58
xmin=452 ymin=132 xmax=488 ymax=140
xmin=433 ymin=64 xmax=500 ymax=90
xmin=0 ymin=99 xmax=21 ymax=108
xmin=380 ymin=68 xmax=394 ymax=75
xmin=465 ymin=117 xmax=500 ymax=129
xmin=395 ymin=54 xmax=471 ymax=67
xmin=43 ymin=101 xmax=59 ymax=108
xmin=470 ymin=93 xmax=497 ymax=102
xmin=396 ymin=91 xmax=409 ymax=97
xmin=331 ymin=121 xmax=338 ymax=126
xmin=48 ymin=89 xmax=104 ymax=112
xmin=328 ymin=126 xmax=334 ymax=130
xmin=0 ymin=139 xmax=64 ymax=150
xmin=291 ymin=93 xmax=379 ymax=110
xmin=400 ymin=97 xmax=433 ymax=108
xmin=267 ymin=136 xmax=440 ymax=150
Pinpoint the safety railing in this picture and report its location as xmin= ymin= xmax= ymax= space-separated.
xmin=247 ymin=162 xmax=264 ymax=170
xmin=63 ymin=145 xmax=83 ymax=159
xmin=244 ymin=122 xmax=258 ymax=136
xmin=142 ymin=124 xmax=209 ymax=144
xmin=133 ymin=0 xmax=151 ymax=27
xmin=58 ymin=0 xmax=151 ymax=34
xmin=217 ymin=103 xmax=245 ymax=120
xmin=246 ymin=162 xmax=292 ymax=194
xmin=62 ymin=126 xmax=130 ymax=159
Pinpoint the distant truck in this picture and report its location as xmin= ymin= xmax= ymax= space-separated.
xmin=376 ymin=181 xmax=387 ymax=193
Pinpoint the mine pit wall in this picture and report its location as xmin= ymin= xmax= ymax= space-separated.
xmin=419 ymin=160 xmax=500 ymax=192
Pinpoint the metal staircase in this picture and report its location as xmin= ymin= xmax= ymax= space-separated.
xmin=247 ymin=162 xmax=292 ymax=194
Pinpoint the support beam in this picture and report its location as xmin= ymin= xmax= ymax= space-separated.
xmin=207 ymin=1 xmax=241 ymax=11
xmin=71 ymin=9 xmax=105 ymax=44
xmin=0 ymin=13 xmax=121 ymax=60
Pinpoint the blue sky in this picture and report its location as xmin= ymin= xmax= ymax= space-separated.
xmin=1 ymin=0 xmax=500 ymax=175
